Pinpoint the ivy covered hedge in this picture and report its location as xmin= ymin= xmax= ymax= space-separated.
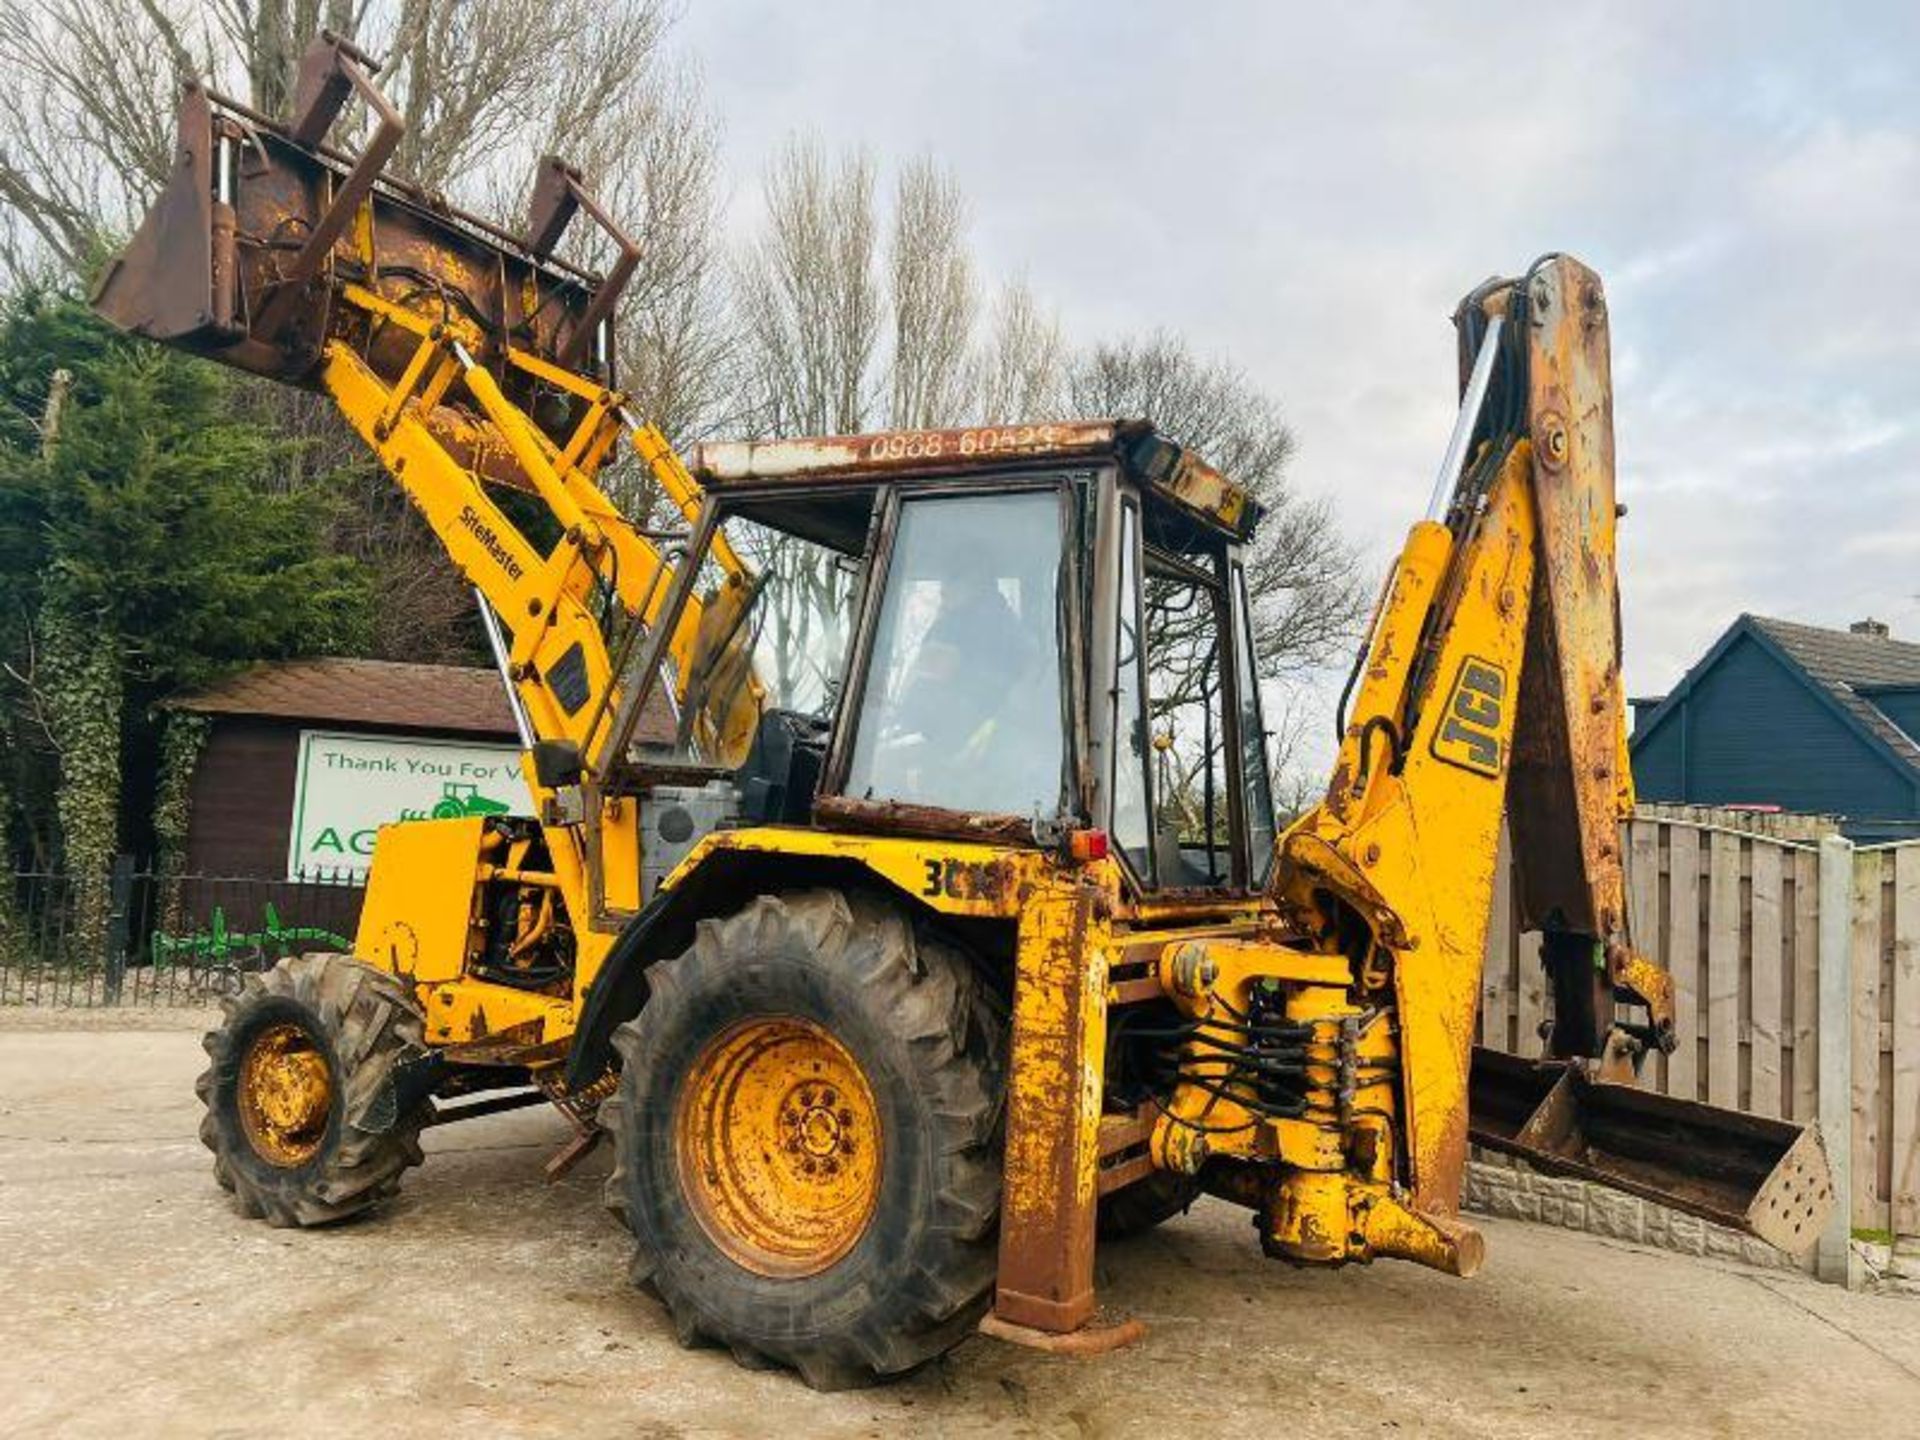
xmin=0 ymin=286 xmax=376 ymax=882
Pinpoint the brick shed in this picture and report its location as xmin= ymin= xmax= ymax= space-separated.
xmin=168 ymin=659 xmax=526 ymax=880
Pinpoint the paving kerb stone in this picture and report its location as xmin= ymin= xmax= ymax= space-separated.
xmin=1463 ymin=1153 xmax=1800 ymax=1273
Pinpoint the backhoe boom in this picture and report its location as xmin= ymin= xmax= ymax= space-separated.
xmin=1273 ymin=256 xmax=1817 ymax=1248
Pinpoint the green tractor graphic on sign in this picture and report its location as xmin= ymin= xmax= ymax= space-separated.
xmin=426 ymin=781 xmax=512 ymax=820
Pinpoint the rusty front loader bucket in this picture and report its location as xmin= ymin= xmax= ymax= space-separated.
xmin=93 ymin=31 xmax=636 ymax=457
xmin=1469 ymin=1047 xmax=1833 ymax=1256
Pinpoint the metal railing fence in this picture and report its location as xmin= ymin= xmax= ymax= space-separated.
xmin=0 ymin=861 xmax=365 ymax=1007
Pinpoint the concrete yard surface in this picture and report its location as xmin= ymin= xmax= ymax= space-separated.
xmin=2 ymin=1016 xmax=1916 ymax=1438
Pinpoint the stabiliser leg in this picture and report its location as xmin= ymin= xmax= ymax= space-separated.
xmin=984 ymin=883 xmax=1145 ymax=1354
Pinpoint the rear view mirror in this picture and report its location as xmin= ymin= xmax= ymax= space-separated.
xmin=532 ymin=739 xmax=583 ymax=789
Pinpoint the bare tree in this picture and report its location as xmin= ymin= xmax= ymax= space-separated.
xmin=1068 ymin=331 xmax=1365 ymax=679
xmin=334 ymin=474 xmax=488 ymax=663
xmin=887 ymin=159 xmax=974 ymax=430
xmin=0 ymin=0 xmax=698 ymax=298
xmin=0 ymin=0 xmax=373 ymax=275
xmin=732 ymin=139 xmax=882 ymax=436
xmin=202 ymin=1 xmax=358 ymax=119
xmin=0 ymin=0 xmax=181 ymax=277
xmin=974 ymin=279 xmax=1063 ymax=424
xmin=1069 ymin=332 xmax=1367 ymax=817
xmin=734 ymin=144 xmax=1024 ymax=439
xmin=596 ymin=73 xmax=733 ymax=450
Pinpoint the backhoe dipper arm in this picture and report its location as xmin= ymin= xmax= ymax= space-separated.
xmin=1277 ymin=256 xmax=1673 ymax=1211
xmin=1496 ymin=264 xmax=1675 ymax=1062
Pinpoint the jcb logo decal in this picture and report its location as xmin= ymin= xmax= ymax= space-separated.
xmin=1432 ymin=657 xmax=1506 ymax=777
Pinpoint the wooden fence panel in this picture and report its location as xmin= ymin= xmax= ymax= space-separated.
xmin=1628 ymin=819 xmax=1667 ymax=1094
xmin=1791 ymin=847 xmax=1821 ymax=1124
xmin=1706 ymin=831 xmax=1743 ymax=1109
xmin=1498 ymin=820 xmax=1544 ymax=1060
xmin=1480 ymin=825 xmax=1514 ymax=1051
xmin=1515 ymin=917 xmax=1545 ymax=1060
xmin=1851 ymin=850 xmax=1885 ymax=1229
xmin=1750 ymin=842 xmax=1784 ymax=1119
xmin=1893 ymin=844 xmax=1920 ymax=1237
xmin=1480 ymin=810 xmax=1918 ymax=1243
xmin=1667 ymin=826 xmax=1701 ymax=1102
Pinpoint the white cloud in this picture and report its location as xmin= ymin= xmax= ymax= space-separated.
xmin=675 ymin=0 xmax=1920 ymax=756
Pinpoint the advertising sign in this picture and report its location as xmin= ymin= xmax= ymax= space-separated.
xmin=287 ymin=730 xmax=528 ymax=879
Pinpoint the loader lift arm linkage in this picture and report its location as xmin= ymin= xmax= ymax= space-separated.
xmin=94 ymin=26 xmax=1836 ymax=1381
xmin=95 ymin=32 xmax=760 ymax=988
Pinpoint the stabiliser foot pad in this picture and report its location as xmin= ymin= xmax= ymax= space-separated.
xmin=978 ymin=1309 xmax=1147 ymax=1356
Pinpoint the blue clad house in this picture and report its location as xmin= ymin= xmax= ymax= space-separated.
xmin=1629 ymin=616 xmax=1920 ymax=843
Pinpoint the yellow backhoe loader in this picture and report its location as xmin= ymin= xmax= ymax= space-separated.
xmin=95 ymin=32 xmax=1832 ymax=1390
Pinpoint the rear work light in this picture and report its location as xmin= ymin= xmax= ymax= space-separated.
xmin=1067 ymin=829 xmax=1110 ymax=863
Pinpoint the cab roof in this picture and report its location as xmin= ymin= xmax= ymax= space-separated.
xmin=689 ymin=419 xmax=1261 ymax=545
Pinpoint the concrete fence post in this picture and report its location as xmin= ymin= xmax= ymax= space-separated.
xmin=1816 ymin=833 xmax=1855 ymax=1286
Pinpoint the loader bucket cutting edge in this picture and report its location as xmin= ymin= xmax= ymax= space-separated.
xmin=1468 ymin=1046 xmax=1833 ymax=1256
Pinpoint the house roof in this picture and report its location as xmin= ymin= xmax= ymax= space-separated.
xmin=1747 ymin=617 xmax=1920 ymax=767
xmin=1631 ymin=615 xmax=1920 ymax=780
xmin=171 ymin=659 xmax=524 ymax=737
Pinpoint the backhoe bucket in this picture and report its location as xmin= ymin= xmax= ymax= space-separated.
xmin=1469 ymin=1047 xmax=1833 ymax=1256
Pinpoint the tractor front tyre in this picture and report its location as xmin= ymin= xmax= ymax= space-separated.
xmin=602 ymin=890 xmax=1004 ymax=1390
xmin=195 ymin=952 xmax=433 ymax=1227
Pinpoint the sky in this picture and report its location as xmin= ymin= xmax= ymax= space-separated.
xmin=671 ymin=1 xmax=1918 ymax=762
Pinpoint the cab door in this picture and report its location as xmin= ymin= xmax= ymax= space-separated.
xmin=1100 ymin=493 xmax=1276 ymax=890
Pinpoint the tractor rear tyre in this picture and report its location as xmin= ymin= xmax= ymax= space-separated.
xmin=602 ymin=890 xmax=1004 ymax=1390
xmin=195 ymin=952 xmax=433 ymax=1227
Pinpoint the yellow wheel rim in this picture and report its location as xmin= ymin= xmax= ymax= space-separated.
xmin=675 ymin=1016 xmax=883 ymax=1278
xmin=237 ymin=1021 xmax=333 ymax=1168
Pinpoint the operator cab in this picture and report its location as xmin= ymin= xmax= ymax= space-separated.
xmin=622 ymin=421 xmax=1277 ymax=895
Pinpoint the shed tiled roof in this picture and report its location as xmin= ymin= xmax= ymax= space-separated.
xmin=171 ymin=658 xmax=679 ymax=748
xmin=1750 ymin=616 xmax=1920 ymax=768
xmin=171 ymin=659 xmax=522 ymax=736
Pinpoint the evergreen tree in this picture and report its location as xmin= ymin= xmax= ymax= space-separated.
xmin=0 ymin=287 xmax=374 ymax=878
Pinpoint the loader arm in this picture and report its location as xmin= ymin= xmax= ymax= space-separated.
xmin=92 ymin=33 xmax=762 ymax=953
xmin=1272 ymin=256 xmax=1829 ymax=1250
